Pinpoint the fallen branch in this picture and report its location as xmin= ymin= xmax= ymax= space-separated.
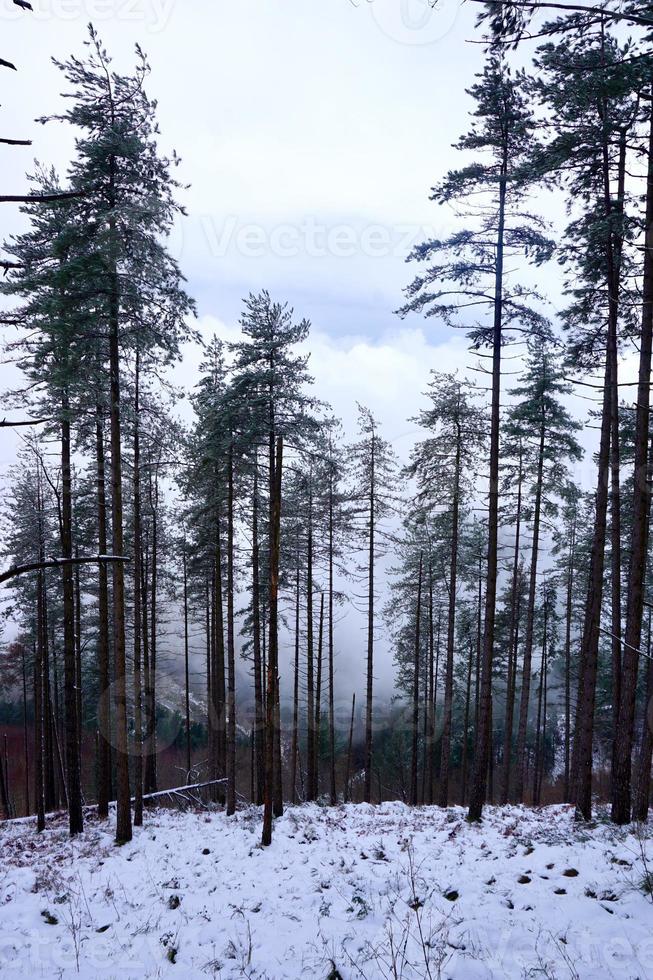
xmin=138 ymin=779 xmax=227 ymax=804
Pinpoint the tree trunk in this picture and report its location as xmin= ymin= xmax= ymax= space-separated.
xmin=132 ymin=356 xmax=144 ymax=828
xmin=461 ymin=633 xmax=473 ymax=805
xmin=439 ymin=418 xmax=461 ymax=806
xmin=532 ymin=599 xmax=548 ymax=806
xmin=468 ymin=151 xmax=506 ymax=822
xmin=634 ymin=607 xmax=653 ymax=821
xmin=426 ymin=566 xmax=436 ymax=805
xmin=252 ymin=461 xmax=265 ymax=806
xmin=291 ymin=565 xmax=300 ymax=803
xmin=500 ymin=442 xmax=523 ymax=804
xmin=328 ymin=468 xmax=337 ymax=806
xmin=306 ymin=482 xmax=316 ymax=802
xmin=227 ymin=443 xmax=237 ymax=816
xmin=61 ymin=397 xmax=83 ymax=835
xmin=314 ymin=592 xmax=325 ymax=797
xmin=572 ymin=344 xmax=613 ymax=820
xmin=183 ymin=548 xmax=191 ymax=783
xmin=262 ymin=436 xmax=283 ymax=846
xmin=344 ymin=693 xmax=355 ymax=804
xmin=563 ymin=521 xmax=576 ymax=802
xmin=144 ymin=468 xmax=159 ymax=796
xmin=515 ymin=415 xmax=546 ymax=802
xmin=612 ymin=101 xmax=653 ymax=825
xmin=410 ymin=553 xmax=423 ymax=806
xmin=108 ymin=145 xmax=132 ymax=844
xmin=364 ymin=431 xmax=375 ymax=804
xmin=95 ymin=408 xmax=111 ymax=819
xmin=21 ymin=645 xmax=30 ymax=816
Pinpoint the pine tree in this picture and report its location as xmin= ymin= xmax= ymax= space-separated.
xmin=406 ymin=373 xmax=486 ymax=806
xmin=507 ymin=340 xmax=581 ymax=803
xmin=42 ymin=30 xmax=194 ymax=841
xmin=401 ymin=52 xmax=552 ymax=821
xmin=349 ymin=405 xmax=397 ymax=803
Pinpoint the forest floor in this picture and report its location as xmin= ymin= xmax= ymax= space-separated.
xmin=1 ymin=801 xmax=652 ymax=979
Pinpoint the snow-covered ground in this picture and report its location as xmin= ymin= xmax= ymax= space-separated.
xmin=1 ymin=802 xmax=652 ymax=979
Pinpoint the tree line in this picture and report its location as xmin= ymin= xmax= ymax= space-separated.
xmin=1 ymin=5 xmax=653 ymax=845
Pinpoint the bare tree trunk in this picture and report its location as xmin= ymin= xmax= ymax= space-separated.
xmin=314 ymin=593 xmax=325 ymax=796
xmin=34 ymin=612 xmax=45 ymax=830
xmin=563 ymin=522 xmax=576 ymax=802
xmin=364 ymin=431 xmax=376 ymax=804
xmin=306 ymin=482 xmax=316 ymax=802
xmin=532 ymin=600 xmax=548 ymax=806
xmin=612 ymin=103 xmax=653 ymax=825
xmin=461 ymin=633 xmax=473 ymax=806
xmin=108 ymin=150 xmax=131 ymax=844
xmin=132 ymin=356 xmax=144 ymax=828
xmin=144 ymin=467 xmax=159 ymax=796
xmin=22 ymin=645 xmax=30 ymax=816
xmin=262 ymin=437 xmax=282 ymax=846
xmin=410 ymin=553 xmax=423 ymax=806
xmin=634 ymin=607 xmax=653 ymax=821
xmin=291 ymin=565 xmax=300 ymax=804
xmin=252 ymin=461 xmax=265 ymax=806
xmin=227 ymin=443 xmax=237 ymax=816
xmin=95 ymin=407 xmax=111 ymax=819
xmin=515 ymin=415 xmax=546 ymax=802
xmin=426 ymin=566 xmax=436 ymax=805
xmin=501 ymin=442 xmax=523 ymax=804
xmin=183 ymin=548 xmax=191 ymax=783
xmin=572 ymin=344 xmax=613 ymax=820
xmin=468 ymin=146 xmax=507 ymax=823
xmin=344 ymin=693 xmax=355 ymax=804
xmin=328 ymin=471 xmax=337 ymax=806
xmin=74 ymin=551 xmax=82 ymax=760
xmin=213 ymin=514 xmax=226 ymax=801
xmin=61 ymin=396 xmax=83 ymax=835
xmin=439 ymin=419 xmax=461 ymax=806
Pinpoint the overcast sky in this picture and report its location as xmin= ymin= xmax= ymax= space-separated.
xmin=1 ymin=0 xmax=611 ymax=706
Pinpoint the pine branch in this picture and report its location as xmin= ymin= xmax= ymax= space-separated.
xmin=0 ymin=190 xmax=90 ymax=204
xmin=0 ymin=138 xmax=32 ymax=146
xmin=469 ymin=0 xmax=653 ymax=29
xmin=0 ymin=555 xmax=131 ymax=584
xmin=0 ymin=417 xmax=50 ymax=427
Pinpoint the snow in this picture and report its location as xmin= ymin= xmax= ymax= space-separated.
xmin=1 ymin=802 xmax=652 ymax=979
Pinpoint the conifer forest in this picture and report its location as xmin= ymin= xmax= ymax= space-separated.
xmin=2 ymin=2 xmax=653 ymax=978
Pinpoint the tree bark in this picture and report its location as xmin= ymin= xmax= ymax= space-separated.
xmin=439 ymin=414 xmax=462 ymax=806
xmin=61 ymin=394 xmax=83 ymax=835
xmin=500 ymin=442 xmax=523 ymax=804
xmin=364 ymin=430 xmax=376 ymax=804
xmin=468 ymin=145 xmax=507 ymax=822
xmin=410 ymin=553 xmax=423 ymax=806
xmin=612 ymin=99 xmax=653 ymax=825
xmin=262 ymin=437 xmax=283 ymax=846
xmin=515 ymin=414 xmax=546 ymax=803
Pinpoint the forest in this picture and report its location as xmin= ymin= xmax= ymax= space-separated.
xmin=1 ymin=0 xmax=653 ymax=841
xmin=1 ymin=3 xmax=653 ymax=977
